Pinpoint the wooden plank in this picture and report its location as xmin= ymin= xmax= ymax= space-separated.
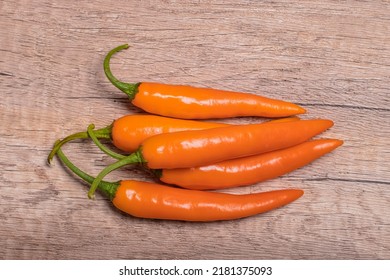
xmin=0 ymin=0 xmax=389 ymax=260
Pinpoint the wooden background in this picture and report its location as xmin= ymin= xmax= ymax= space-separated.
xmin=1 ymin=0 xmax=389 ymax=260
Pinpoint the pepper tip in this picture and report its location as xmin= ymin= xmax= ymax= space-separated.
xmin=290 ymin=189 xmax=304 ymax=200
xmin=296 ymin=105 xmax=306 ymax=115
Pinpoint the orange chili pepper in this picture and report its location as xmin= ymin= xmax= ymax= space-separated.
xmin=88 ymin=119 xmax=333 ymax=198
xmin=112 ymin=115 xmax=299 ymax=152
xmin=160 ymin=139 xmax=343 ymax=190
xmin=104 ymin=44 xmax=306 ymax=119
xmin=47 ymin=114 xmax=229 ymax=163
xmin=47 ymin=114 xmax=299 ymax=163
xmin=137 ymin=119 xmax=333 ymax=169
xmin=56 ymin=147 xmax=304 ymax=222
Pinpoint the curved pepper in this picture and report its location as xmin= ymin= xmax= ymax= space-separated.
xmin=56 ymin=146 xmax=304 ymax=222
xmin=104 ymin=44 xmax=306 ymax=119
xmin=161 ymin=139 xmax=343 ymax=190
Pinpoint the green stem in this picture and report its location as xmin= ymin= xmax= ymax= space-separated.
xmin=47 ymin=124 xmax=112 ymax=164
xmin=56 ymin=144 xmax=119 ymax=200
xmin=103 ymin=44 xmax=140 ymax=100
xmin=87 ymin=124 xmax=126 ymax=160
xmin=87 ymin=125 xmax=164 ymax=179
xmin=88 ymin=149 xmax=145 ymax=199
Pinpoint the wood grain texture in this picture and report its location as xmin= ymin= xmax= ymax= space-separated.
xmin=0 ymin=0 xmax=389 ymax=259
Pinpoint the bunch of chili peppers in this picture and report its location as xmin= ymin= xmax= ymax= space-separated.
xmin=48 ymin=44 xmax=343 ymax=222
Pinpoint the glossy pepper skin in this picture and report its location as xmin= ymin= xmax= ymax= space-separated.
xmin=104 ymin=44 xmax=306 ymax=119
xmin=140 ymin=119 xmax=334 ymax=169
xmin=87 ymin=131 xmax=342 ymax=191
xmin=111 ymin=114 xmax=228 ymax=152
xmin=56 ymin=147 xmax=304 ymax=222
xmin=132 ymin=83 xmax=306 ymax=119
xmin=113 ymin=181 xmax=304 ymax=222
xmin=47 ymin=114 xmax=229 ymax=163
xmin=111 ymin=115 xmax=299 ymax=152
xmin=160 ymin=139 xmax=343 ymax=190
xmin=48 ymin=115 xmax=300 ymax=164
xmin=88 ymin=119 xmax=333 ymax=197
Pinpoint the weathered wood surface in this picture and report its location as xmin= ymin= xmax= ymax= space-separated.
xmin=1 ymin=0 xmax=389 ymax=260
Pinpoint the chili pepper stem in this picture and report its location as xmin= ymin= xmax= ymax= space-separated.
xmin=55 ymin=143 xmax=119 ymax=200
xmin=104 ymin=43 xmax=140 ymax=100
xmin=87 ymin=124 xmax=126 ymax=160
xmin=47 ymin=124 xmax=113 ymax=164
xmin=88 ymin=149 xmax=145 ymax=199
xmin=87 ymin=128 xmax=163 ymax=179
